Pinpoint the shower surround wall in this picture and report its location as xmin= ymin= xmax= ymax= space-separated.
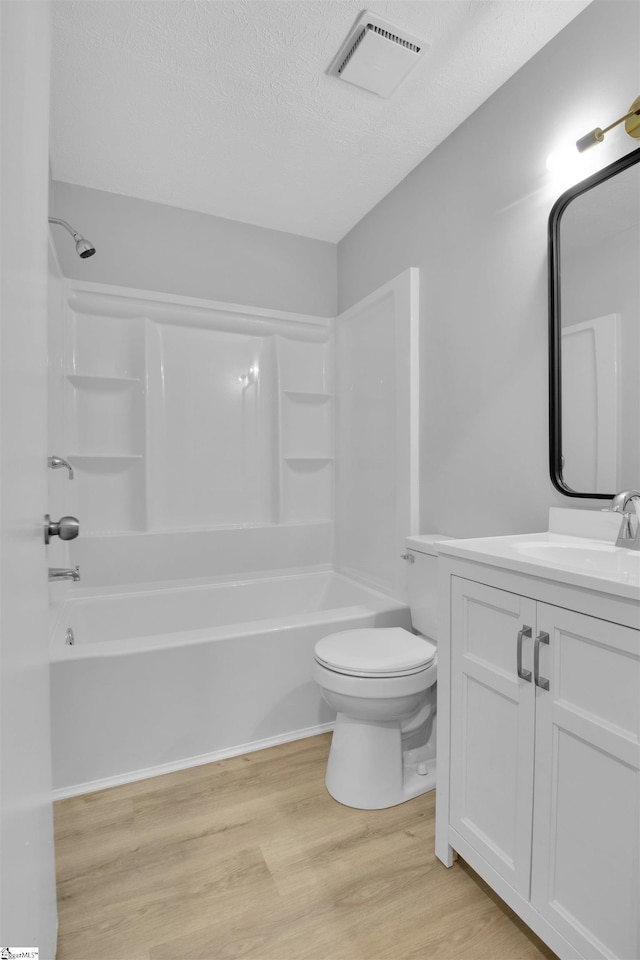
xmin=48 ymin=271 xmax=420 ymax=794
xmin=56 ymin=281 xmax=334 ymax=585
xmin=334 ymin=269 xmax=420 ymax=599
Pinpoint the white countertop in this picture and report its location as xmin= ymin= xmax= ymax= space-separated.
xmin=437 ymin=520 xmax=640 ymax=604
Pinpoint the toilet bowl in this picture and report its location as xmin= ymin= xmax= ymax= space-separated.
xmin=313 ymin=534 xmax=448 ymax=809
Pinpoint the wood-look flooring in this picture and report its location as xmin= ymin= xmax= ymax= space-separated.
xmin=54 ymin=733 xmax=558 ymax=960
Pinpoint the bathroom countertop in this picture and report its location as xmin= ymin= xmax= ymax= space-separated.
xmin=437 ymin=530 xmax=640 ymax=604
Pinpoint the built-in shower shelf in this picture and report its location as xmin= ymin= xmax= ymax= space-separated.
xmin=64 ymin=361 xmax=146 ymax=528
xmin=65 ymin=451 xmax=146 ymax=534
xmin=281 ymin=457 xmax=332 ymax=523
xmin=281 ymin=386 xmax=332 ymax=464
xmin=66 ymin=374 xmax=142 ymax=392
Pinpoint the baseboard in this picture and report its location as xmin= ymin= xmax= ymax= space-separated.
xmin=52 ymin=721 xmax=335 ymax=800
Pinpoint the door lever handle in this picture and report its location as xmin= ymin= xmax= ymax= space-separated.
xmin=517 ymin=625 xmax=532 ymax=682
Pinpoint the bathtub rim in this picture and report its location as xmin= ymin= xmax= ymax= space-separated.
xmin=50 ymin=566 xmax=409 ymax=661
xmin=50 ymin=561 xmax=398 ymax=602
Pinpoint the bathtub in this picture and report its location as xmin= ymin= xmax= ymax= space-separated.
xmin=50 ymin=568 xmax=411 ymax=797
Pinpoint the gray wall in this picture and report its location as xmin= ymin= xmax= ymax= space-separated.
xmin=51 ymin=180 xmax=337 ymax=317
xmin=338 ymin=0 xmax=639 ymax=538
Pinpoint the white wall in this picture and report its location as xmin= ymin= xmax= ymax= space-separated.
xmin=338 ymin=0 xmax=639 ymax=538
xmin=51 ymin=180 xmax=337 ymax=317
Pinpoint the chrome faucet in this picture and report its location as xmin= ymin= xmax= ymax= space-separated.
xmin=48 ymin=566 xmax=81 ymax=582
xmin=610 ymin=490 xmax=640 ymax=550
xmin=48 ymin=456 xmax=74 ymax=480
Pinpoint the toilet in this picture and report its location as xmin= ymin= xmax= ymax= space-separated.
xmin=313 ymin=534 xmax=449 ymax=809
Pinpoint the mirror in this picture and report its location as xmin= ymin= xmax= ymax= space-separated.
xmin=549 ymin=146 xmax=640 ymax=499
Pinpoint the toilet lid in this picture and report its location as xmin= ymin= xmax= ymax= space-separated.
xmin=314 ymin=627 xmax=437 ymax=678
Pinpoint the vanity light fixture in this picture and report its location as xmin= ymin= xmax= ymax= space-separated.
xmin=576 ymin=95 xmax=640 ymax=152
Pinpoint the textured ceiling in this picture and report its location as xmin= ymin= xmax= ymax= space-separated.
xmin=50 ymin=0 xmax=591 ymax=242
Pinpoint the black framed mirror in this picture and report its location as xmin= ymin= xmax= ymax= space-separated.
xmin=549 ymin=146 xmax=640 ymax=499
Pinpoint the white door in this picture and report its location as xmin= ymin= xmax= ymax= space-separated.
xmin=531 ymin=604 xmax=640 ymax=960
xmin=0 ymin=3 xmax=57 ymax=954
xmin=449 ymin=578 xmax=536 ymax=898
xmin=561 ymin=314 xmax=619 ymax=493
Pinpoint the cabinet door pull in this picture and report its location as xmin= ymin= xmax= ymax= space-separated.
xmin=517 ymin=625 xmax=532 ymax=682
xmin=534 ymin=631 xmax=550 ymax=690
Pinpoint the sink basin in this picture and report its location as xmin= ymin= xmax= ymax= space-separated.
xmin=436 ymin=509 xmax=640 ymax=598
xmin=513 ymin=540 xmax=640 ymax=581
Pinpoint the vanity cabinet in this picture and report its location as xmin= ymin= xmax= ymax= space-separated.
xmin=449 ymin=578 xmax=536 ymax=898
xmin=438 ymin=558 xmax=640 ymax=960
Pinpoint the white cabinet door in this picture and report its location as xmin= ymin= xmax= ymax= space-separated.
xmin=450 ymin=578 xmax=537 ymax=897
xmin=531 ymin=604 xmax=640 ymax=960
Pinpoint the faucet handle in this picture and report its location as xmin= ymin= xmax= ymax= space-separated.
xmin=48 ymin=456 xmax=74 ymax=480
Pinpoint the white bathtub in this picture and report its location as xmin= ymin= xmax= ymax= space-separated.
xmin=50 ymin=568 xmax=411 ymax=796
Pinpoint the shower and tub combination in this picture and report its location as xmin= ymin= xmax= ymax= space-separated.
xmin=50 ymin=569 xmax=411 ymax=792
xmin=47 ymin=256 xmax=422 ymax=798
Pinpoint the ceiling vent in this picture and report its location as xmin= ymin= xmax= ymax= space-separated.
xmin=329 ymin=11 xmax=429 ymax=99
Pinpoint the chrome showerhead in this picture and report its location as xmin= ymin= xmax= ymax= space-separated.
xmin=75 ymin=236 xmax=96 ymax=258
xmin=48 ymin=217 xmax=96 ymax=259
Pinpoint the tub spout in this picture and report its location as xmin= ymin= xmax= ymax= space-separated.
xmin=49 ymin=566 xmax=81 ymax=582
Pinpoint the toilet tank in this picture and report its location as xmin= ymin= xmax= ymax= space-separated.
xmin=404 ymin=534 xmax=452 ymax=641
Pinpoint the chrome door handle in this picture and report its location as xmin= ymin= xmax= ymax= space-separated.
xmin=534 ymin=631 xmax=550 ymax=690
xmin=44 ymin=514 xmax=80 ymax=544
xmin=517 ymin=625 xmax=532 ymax=682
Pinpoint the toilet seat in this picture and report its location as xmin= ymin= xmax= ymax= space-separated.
xmin=314 ymin=627 xmax=437 ymax=678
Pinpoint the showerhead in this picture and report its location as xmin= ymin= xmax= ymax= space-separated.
xmin=48 ymin=217 xmax=96 ymax=259
xmin=75 ymin=236 xmax=96 ymax=258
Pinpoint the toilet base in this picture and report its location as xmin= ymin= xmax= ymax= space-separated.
xmin=325 ymin=713 xmax=436 ymax=809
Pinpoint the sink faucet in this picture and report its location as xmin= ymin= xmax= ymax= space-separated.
xmin=610 ymin=490 xmax=640 ymax=551
xmin=48 ymin=566 xmax=81 ymax=582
